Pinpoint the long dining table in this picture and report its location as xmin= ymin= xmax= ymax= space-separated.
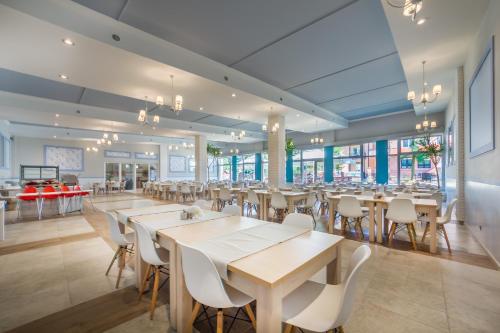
xmin=116 ymin=204 xmax=344 ymax=333
xmin=328 ymin=194 xmax=439 ymax=253
xmin=237 ymin=190 xmax=309 ymax=220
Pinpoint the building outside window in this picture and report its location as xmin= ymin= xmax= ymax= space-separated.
xmin=292 ymin=150 xmax=301 ymax=183
xmin=242 ymin=154 xmax=255 ymax=180
xmin=333 ymin=145 xmax=362 ymax=182
xmin=217 ymin=157 xmax=232 ymax=181
xmin=362 ymin=142 xmax=376 ymax=182
xmin=208 ymin=156 xmax=218 ymax=180
xmin=301 ymin=148 xmax=324 ymax=183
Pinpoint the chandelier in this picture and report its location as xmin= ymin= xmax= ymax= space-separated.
xmin=386 ymin=0 xmax=423 ymax=22
xmin=310 ymin=120 xmax=324 ymax=145
xmin=155 ymin=75 xmax=183 ymax=115
xmin=231 ymin=130 xmax=246 ymax=140
xmin=408 ymin=61 xmax=442 ymax=110
xmin=230 ymin=148 xmax=239 ymax=154
xmin=138 ymin=96 xmax=160 ymax=128
xmin=96 ymin=131 xmax=119 ymax=146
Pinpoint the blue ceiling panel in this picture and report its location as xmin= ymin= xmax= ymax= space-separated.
xmin=0 ymin=68 xmax=84 ymax=103
xmin=340 ymin=99 xmax=413 ymax=121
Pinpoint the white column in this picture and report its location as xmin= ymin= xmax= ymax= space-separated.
xmin=267 ymin=114 xmax=285 ymax=187
xmin=159 ymin=143 xmax=169 ymax=181
xmin=194 ymin=135 xmax=208 ymax=183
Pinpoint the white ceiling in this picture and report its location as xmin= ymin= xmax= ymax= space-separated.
xmin=382 ymin=0 xmax=489 ymax=115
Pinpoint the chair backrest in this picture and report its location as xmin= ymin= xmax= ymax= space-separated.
xmin=337 ymin=196 xmax=363 ymax=218
xmin=270 ymin=192 xmax=287 ymax=209
xmin=222 ymin=204 xmax=241 ymax=216
xmin=443 ymin=198 xmax=457 ymax=221
xmin=193 ymin=200 xmax=211 ymax=210
xmin=431 ymin=192 xmax=443 ymax=208
xmin=333 ymin=245 xmax=371 ymax=328
xmin=61 ymin=185 xmax=70 ymax=192
xmin=178 ymin=243 xmax=235 ymax=308
xmin=181 ymin=185 xmax=190 ymax=194
xmin=105 ymin=212 xmax=128 ymax=246
xmin=133 ymin=222 xmax=165 ymax=266
xmin=43 ymin=185 xmax=56 ymax=193
xmin=386 ymin=198 xmax=417 ymax=223
xmin=396 ymin=192 xmax=413 ymax=199
xmin=24 ymin=186 xmax=37 ymax=193
xmin=282 ymin=213 xmax=314 ymax=229
xmin=306 ymin=192 xmax=317 ymax=206
xmin=219 ymin=188 xmax=232 ymax=201
xmin=247 ymin=189 xmax=260 ymax=205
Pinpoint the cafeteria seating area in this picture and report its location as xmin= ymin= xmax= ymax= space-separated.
xmin=1 ymin=1 xmax=500 ymax=332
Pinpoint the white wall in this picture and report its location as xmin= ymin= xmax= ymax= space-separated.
xmin=10 ymin=137 xmax=160 ymax=186
xmin=462 ymin=0 xmax=500 ymax=265
xmin=0 ymin=120 xmax=12 ymax=181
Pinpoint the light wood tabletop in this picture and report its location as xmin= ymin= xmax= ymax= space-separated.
xmin=328 ymin=194 xmax=438 ymax=253
xmin=126 ymin=208 xmax=344 ymax=333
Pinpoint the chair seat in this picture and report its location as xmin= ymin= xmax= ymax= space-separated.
xmin=224 ymin=283 xmax=254 ymax=308
xmin=282 ymin=280 xmax=342 ymax=332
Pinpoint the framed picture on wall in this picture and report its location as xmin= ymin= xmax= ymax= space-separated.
xmin=469 ymin=36 xmax=495 ymax=158
xmin=44 ymin=145 xmax=84 ymax=171
xmin=169 ymin=155 xmax=186 ymax=172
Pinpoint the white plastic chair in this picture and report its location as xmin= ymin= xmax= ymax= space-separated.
xmin=337 ymin=196 xmax=366 ymax=240
xmin=396 ymin=192 xmax=414 ymax=199
xmin=270 ymin=192 xmax=288 ymax=221
xmin=222 ymin=204 xmax=241 ymax=216
xmin=245 ymin=189 xmax=260 ymax=217
xmin=422 ymin=198 xmax=457 ymax=253
xmin=104 ymin=212 xmax=134 ymax=288
xmin=218 ymin=188 xmax=234 ymax=209
xmin=296 ymin=192 xmax=317 ymax=226
xmin=181 ymin=185 xmax=193 ymax=202
xmin=134 ymin=222 xmax=169 ymax=319
xmin=193 ymin=199 xmax=213 ymax=210
xmin=178 ymin=242 xmax=257 ymax=331
xmin=386 ymin=198 xmax=418 ymax=250
xmin=282 ymin=245 xmax=372 ymax=333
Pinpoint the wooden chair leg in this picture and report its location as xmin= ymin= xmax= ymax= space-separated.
xmin=244 ymin=304 xmax=256 ymax=329
xmin=191 ymin=301 xmax=201 ymax=325
xmin=149 ymin=266 xmax=160 ymax=320
xmin=407 ymin=225 xmax=417 ymax=250
xmin=388 ymin=222 xmax=397 ymax=247
xmin=441 ymin=225 xmax=452 ymax=254
xmin=338 ymin=326 xmax=345 ymax=333
xmin=138 ymin=264 xmax=152 ymax=301
xmin=115 ymin=247 xmax=125 ymax=288
xmin=421 ymin=222 xmax=430 ymax=242
xmin=284 ymin=324 xmax=294 ymax=333
xmin=216 ymin=309 xmax=224 ymax=333
xmin=357 ymin=217 xmax=364 ymax=240
xmin=105 ymin=247 xmax=120 ymax=276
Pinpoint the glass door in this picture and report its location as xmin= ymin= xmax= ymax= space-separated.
xmin=135 ymin=164 xmax=149 ymax=189
xmin=121 ymin=163 xmax=134 ymax=190
xmin=302 ymin=161 xmax=315 ymax=184
xmin=105 ymin=163 xmax=120 ymax=181
xmin=315 ymin=161 xmax=324 ymax=182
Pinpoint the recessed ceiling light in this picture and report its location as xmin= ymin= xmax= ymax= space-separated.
xmin=54 ymin=123 xmax=59 ymax=126
xmin=140 ymin=131 xmax=144 ymax=135
xmin=62 ymin=38 xmax=75 ymax=46
xmin=59 ymin=74 xmax=68 ymax=80
xmin=231 ymin=93 xmax=236 ymax=98
xmin=53 ymin=135 xmax=57 ymax=138
xmin=55 ymin=114 xmax=60 ymax=118
xmin=199 ymin=107 xmax=204 ymax=111
xmin=417 ymin=18 xmax=426 ymax=25
xmin=296 ymin=114 xmax=300 ymax=117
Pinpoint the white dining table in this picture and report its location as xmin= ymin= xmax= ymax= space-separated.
xmin=118 ymin=204 xmax=344 ymax=332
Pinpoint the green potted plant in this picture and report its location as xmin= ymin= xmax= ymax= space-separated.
xmin=285 ymin=138 xmax=296 ymax=156
xmin=415 ymin=134 xmax=444 ymax=188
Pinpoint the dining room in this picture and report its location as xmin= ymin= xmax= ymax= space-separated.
xmin=0 ymin=0 xmax=499 ymax=332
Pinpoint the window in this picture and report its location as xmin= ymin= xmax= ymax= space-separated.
xmin=208 ymin=156 xmax=218 ymax=180
xmin=362 ymin=142 xmax=376 ymax=182
xmin=262 ymin=152 xmax=268 ymax=182
xmin=417 ymin=159 xmax=431 ymax=169
xmin=217 ymin=157 xmax=231 ymax=181
xmin=334 ymin=145 xmax=361 ymax=182
xmin=242 ymin=154 xmax=255 ymax=180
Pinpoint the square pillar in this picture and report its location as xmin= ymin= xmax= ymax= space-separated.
xmin=376 ymin=140 xmax=389 ymax=184
xmin=267 ymin=114 xmax=285 ymax=187
xmin=159 ymin=143 xmax=169 ymax=181
xmin=255 ymin=153 xmax=262 ymax=181
xmin=324 ymin=146 xmax=334 ymax=183
xmin=194 ymin=135 xmax=207 ymax=183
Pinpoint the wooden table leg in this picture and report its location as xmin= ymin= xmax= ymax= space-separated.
xmin=376 ymin=203 xmax=384 ymax=243
xmin=169 ymin=244 xmax=177 ymax=329
xmin=238 ymin=193 xmax=244 ymax=216
xmin=429 ymin=208 xmax=438 ymax=254
xmin=176 ymin=246 xmax=193 ymax=333
xmin=134 ymin=231 xmax=148 ymax=290
xmin=287 ymin=198 xmax=295 ymax=215
xmin=368 ymin=201 xmax=375 ymax=242
xmin=328 ymin=199 xmax=337 ymax=233
xmin=327 ymin=245 xmax=341 ymax=284
xmin=262 ymin=195 xmax=269 ymax=221
xmin=256 ymin=286 xmax=282 ymax=333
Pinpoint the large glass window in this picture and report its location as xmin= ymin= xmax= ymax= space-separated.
xmin=388 ymin=140 xmax=399 ymax=184
xmin=208 ymin=156 xmax=218 ymax=180
xmin=262 ymin=152 xmax=268 ymax=182
xmin=217 ymin=157 xmax=231 ymax=181
xmin=362 ymin=142 xmax=376 ymax=182
xmin=334 ymin=145 xmax=361 ymax=182
xmin=242 ymin=154 xmax=255 ymax=180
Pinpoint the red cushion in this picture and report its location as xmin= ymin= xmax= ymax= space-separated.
xmin=20 ymin=186 xmax=39 ymax=201
xmin=42 ymin=186 xmax=59 ymax=200
xmin=60 ymin=185 xmax=74 ymax=197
